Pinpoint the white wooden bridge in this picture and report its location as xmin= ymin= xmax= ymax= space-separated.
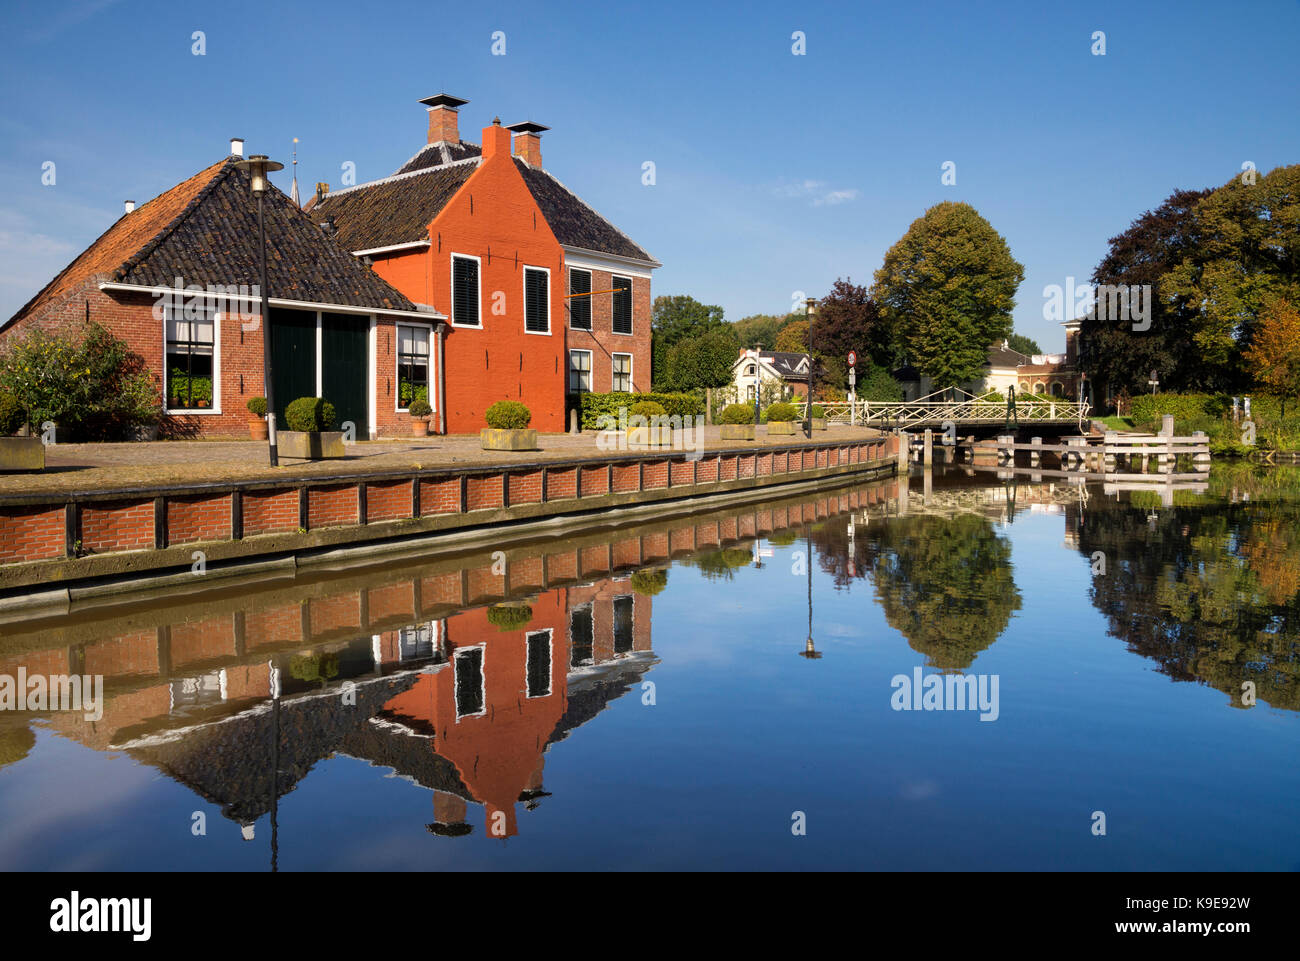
xmin=807 ymin=389 xmax=1090 ymax=430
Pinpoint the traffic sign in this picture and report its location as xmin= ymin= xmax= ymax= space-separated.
xmin=847 ymin=350 xmax=857 ymax=367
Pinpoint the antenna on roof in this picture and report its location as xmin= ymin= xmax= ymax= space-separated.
xmin=290 ymin=137 xmax=300 ymax=208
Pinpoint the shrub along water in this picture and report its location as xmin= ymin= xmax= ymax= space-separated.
xmin=719 ymin=403 xmax=755 ymax=425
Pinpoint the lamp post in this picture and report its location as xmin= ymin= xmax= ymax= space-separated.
xmin=751 ymin=344 xmax=762 ymax=426
xmin=235 ymin=154 xmax=285 ymax=467
xmin=803 ymin=297 xmax=816 ymax=438
xmin=798 ymin=520 xmax=822 ymax=659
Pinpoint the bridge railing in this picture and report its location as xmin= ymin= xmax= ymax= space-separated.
xmin=805 ymin=399 xmax=1090 ymax=426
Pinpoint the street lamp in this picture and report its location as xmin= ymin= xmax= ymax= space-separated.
xmin=798 ymin=521 xmax=822 ymax=659
xmin=235 ymin=153 xmax=285 ymax=467
xmin=751 ymin=343 xmax=762 ymax=426
xmin=804 ymin=297 xmax=816 ymax=438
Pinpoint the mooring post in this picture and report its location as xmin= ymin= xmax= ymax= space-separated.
xmin=923 ymin=428 xmax=933 ymax=466
xmin=569 ymin=408 xmax=579 ymax=434
xmin=1030 ymin=436 xmax=1042 ymax=468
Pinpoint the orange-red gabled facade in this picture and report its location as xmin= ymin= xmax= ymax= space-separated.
xmin=369 ymin=122 xmax=567 ymax=434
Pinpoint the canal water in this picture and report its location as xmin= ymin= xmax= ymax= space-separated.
xmin=0 ymin=464 xmax=1296 ymax=871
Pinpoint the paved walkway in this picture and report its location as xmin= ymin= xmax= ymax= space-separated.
xmin=3 ymin=426 xmax=887 ymax=496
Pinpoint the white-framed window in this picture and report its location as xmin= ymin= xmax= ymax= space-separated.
xmin=568 ymin=349 xmax=592 ymax=394
xmin=525 ymin=629 xmax=553 ymax=698
xmin=523 ymin=265 xmax=550 ymax=334
xmin=398 ymin=620 xmax=440 ymax=661
xmin=569 ymin=604 xmax=594 ymax=667
xmin=164 ymin=305 xmax=219 ymax=413
xmin=568 ymin=268 xmax=592 ymax=330
xmin=612 ymin=352 xmax=633 ymax=393
xmin=613 ymin=594 xmax=634 ymax=654
xmin=450 ymin=254 xmax=481 ymax=327
xmin=454 ymin=645 xmax=486 ymax=719
xmin=396 ymin=323 xmax=432 ymax=412
xmin=612 ymin=275 xmax=632 ymax=335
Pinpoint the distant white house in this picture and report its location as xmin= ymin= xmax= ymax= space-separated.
xmin=729 ymin=350 xmax=810 ymax=403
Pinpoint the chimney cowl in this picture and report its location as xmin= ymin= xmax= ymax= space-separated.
xmin=124 ymin=200 xmax=135 ymax=213
xmin=506 ymin=120 xmax=548 ymax=167
xmin=421 ymin=93 xmax=468 ymax=144
xmin=230 ymin=137 xmax=245 ymax=157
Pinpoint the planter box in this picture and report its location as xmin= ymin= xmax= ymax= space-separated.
xmin=766 ymin=421 xmax=797 ymax=435
xmin=278 ymin=430 xmax=346 ymax=460
xmin=481 ymin=428 xmax=538 ymax=451
xmin=720 ymin=424 xmax=756 ymax=441
xmin=0 ymin=437 xmax=44 ymax=472
xmin=627 ymin=426 xmax=675 ymax=447
xmin=129 ymin=424 xmax=160 ymax=442
xmin=811 ymin=418 xmax=828 ymax=431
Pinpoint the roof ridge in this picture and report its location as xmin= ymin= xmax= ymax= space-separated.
xmin=324 ymin=155 xmax=481 ymax=202
xmin=519 ymin=161 xmax=657 ymax=265
xmin=115 ymin=157 xmax=235 ymax=281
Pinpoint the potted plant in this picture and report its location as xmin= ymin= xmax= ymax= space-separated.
xmin=627 ymin=400 xmax=673 ymax=446
xmin=764 ymin=401 xmax=800 ymax=435
xmin=123 ymin=371 xmax=161 ymax=441
xmin=719 ymin=403 xmax=756 ymax=441
xmin=246 ymin=396 xmax=268 ymax=441
xmin=278 ymin=396 xmax=345 ymax=460
xmin=809 ymin=403 xmax=828 ymax=430
xmin=409 ymin=398 xmax=432 ymax=437
xmin=481 ymin=400 xmax=537 ymax=451
xmin=0 ymin=390 xmax=43 ymax=471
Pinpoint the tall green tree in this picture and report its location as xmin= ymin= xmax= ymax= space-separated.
xmin=1164 ymin=164 xmax=1300 ymax=391
xmin=871 ymin=201 xmax=1024 ymax=390
xmin=662 ymin=325 xmax=739 ymax=391
xmin=731 ymin=313 xmax=789 ymax=351
xmin=1007 ymin=333 xmax=1040 ymax=356
xmin=651 ymin=295 xmax=726 ymax=388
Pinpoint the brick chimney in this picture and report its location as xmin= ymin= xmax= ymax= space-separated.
xmin=506 ymin=121 xmax=548 ymax=167
xmin=482 ymin=117 xmax=511 ymax=161
xmin=420 ymin=93 xmax=468 ymax=144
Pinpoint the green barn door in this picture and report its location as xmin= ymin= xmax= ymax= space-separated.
xmin=268 ymin=308 xmax=317 ymax=426
xmin=321 ymin=313 xmax=369 ymax=436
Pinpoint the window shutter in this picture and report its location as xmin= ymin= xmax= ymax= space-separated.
xmin=453 ymin=257 xmax=479 ymax=326
xmin=612 ymin=277 xmax=632 ymax=334
xmin=525 ymin=268 xmax=548 ymax=332
xmin=568 ymin=269 xmax=591 ymax=329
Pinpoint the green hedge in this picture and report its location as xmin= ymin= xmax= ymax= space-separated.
xmin=629 ymin=400 xmax=665 ymax=420
xmin=485 ymin=400 xmax=532 ymax=430
xmin=284 ymin=396 xmax=337 ymax=432
xmin=581 ymin=392 xmax=702 ymax=429
xmin=764 ymin=402 xmax=799 ymax=422
xmin=0 ymin=392 xmax=22 ymax=435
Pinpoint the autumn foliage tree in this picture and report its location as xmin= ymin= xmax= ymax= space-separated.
xmin=1245 ymin=298 xmax=1300 ymax=415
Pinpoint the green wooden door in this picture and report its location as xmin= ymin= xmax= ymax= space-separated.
xmin=321 ymin=313 xmax=369 ymax=435
xmin=269 ymin=308 xmax=317 ymax=426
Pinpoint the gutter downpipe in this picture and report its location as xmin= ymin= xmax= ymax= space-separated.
xmin=436 ymin=324 xmax=447 ymax=435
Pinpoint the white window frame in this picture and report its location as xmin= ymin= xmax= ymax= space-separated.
xmin=522 ymin=265 xmax=551 ymax=336
xmin=162 ymin=304 xmax=221 ymax=415
xmin=611 ymin=274 xmax=633 ymax=336
xmin=567 ymin=267 xmax=593 ymax=331
xmin=394 ymin=321 xmax=435 ymax=413
xmin=612 ymin=352 xmax=633 ymax=393
xmin=453 ymin=644 xmax=487 ymax=720
xmin=568 ymin=348 xmax=593 ymax=394
xmin=449 ymin=253 xmax=482 ymax=328
xmin=524 ymin=628 xmax=553 ymax=699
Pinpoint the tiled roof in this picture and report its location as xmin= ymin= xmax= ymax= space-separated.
xmin=987 ymin=343 xmax=1031 ymax=368
xmin=7 ymin=157 xmax=420 ymax=329
xmin=737 ymin=351 xmax=808 ymax=378
xmin=513 ymin=160 xmax=657 ymax=264
xmin=310 ymin=161 xmax=479 ymax=252
xmin=309 ymin=147 xmax=658 ymax=266
xmin=395 ymin=140 xmax=483 ymax=175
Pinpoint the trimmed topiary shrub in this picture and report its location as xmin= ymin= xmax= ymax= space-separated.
xmin=719 ymin=403 xmax=755 ymax=425
xmin=809 ymin=404 xmax=825 ymax=418
xmin=486 ymin=604 xmax=533 ymax=630
xmin=246 ymin=396 xmax=267 ymax=417
xmin=485 ymin=400 xmax=532 ymax=430
xmin=764 ymin=402 xmax=799 ymax=422
xmin=284 ymin=396 xmax=337 ymax=432
xmin=629 ymin=400 xmax=665 ymax=420
xmin=0 ymin=392 xmax=23 ymax=435
xmin=408 ymin=398 xmax=432 ymax=418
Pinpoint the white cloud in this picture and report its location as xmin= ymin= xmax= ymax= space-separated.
xmin=773 ymin=179 xmax=859 ymax=207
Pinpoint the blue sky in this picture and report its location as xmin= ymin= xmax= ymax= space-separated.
xmin=1 ymin=0 xmax=1296 ymax=351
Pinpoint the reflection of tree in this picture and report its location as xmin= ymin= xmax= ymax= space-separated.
xmin=683 ymin=547 xmax=753 ymax=581
xmin=1078 ymin=485 xmax=1300 ymax=711
xmin=866 ymin=514 xmax=1021 ymax=670
xmin=630 ymin=569 xmax=668 ymax=596
xmin=0 ymin=725 xmax=35 ymax=769
xmin=289 ymin=653 xmax=340 ymax=686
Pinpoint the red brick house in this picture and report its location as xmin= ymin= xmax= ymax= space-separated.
xmin=1 ymin=140 xmax=442 ymax=438
xmin=309 ymin=95 xmax=659 ymax=434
